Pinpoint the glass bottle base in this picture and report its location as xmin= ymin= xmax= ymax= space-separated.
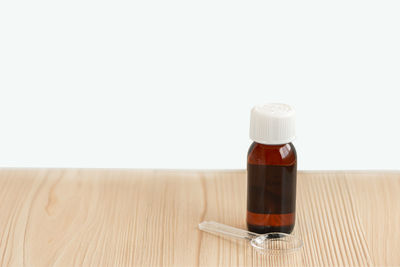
xmin=247 ymin=223 xmax=294 ymax=234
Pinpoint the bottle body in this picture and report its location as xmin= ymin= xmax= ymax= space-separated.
xmin=246 ymin=141 xmax=297 ymax=234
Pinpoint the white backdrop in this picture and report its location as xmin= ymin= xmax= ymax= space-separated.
xmin=1 ymin=1 xmax=399 ymax=170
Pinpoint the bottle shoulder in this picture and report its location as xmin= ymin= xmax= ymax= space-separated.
xmin=247 ymin=142 xmax=297 ymax=166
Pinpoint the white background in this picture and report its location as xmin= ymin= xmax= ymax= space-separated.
xmin=1 ymin=1 xmax=399 ymax=170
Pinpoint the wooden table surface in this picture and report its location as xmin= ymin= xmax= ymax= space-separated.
xmin=0 ymin=169 xmax=399 ymax=267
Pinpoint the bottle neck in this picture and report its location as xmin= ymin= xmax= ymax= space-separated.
xmin=248 ymin=141 xmax=296 ymax=166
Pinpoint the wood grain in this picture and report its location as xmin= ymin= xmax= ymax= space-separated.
xmin=0 ymin=169 xmax=399 ymax=266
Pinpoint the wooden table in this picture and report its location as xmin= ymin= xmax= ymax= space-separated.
xmin=0 ymin=169 xmax=399 ymax=266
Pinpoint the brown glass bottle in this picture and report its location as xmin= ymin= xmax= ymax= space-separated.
xmin=247 ymin=141 xmax=297 ymax=234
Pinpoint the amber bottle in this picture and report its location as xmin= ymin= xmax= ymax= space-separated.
xmin=247 ymin=104 xmax=297 ymax=234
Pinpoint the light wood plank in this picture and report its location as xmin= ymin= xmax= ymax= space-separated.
xmin=0 ymin=169 xmax=399 ymax=266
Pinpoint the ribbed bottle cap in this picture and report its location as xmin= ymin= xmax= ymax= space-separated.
xmin=250 ymin=103 xmax=296 ymax=145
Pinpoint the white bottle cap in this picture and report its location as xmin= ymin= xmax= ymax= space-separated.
xmin=250 ymin=103 xmax=296 ymax=145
